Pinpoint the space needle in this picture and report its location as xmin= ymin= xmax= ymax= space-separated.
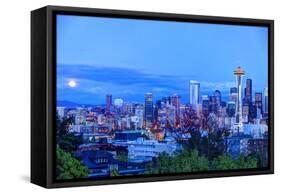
xmin=233 ymin=66 xmax=245 ymax=134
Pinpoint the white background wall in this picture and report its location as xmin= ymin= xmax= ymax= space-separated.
xmin=0 ymin=0 xmax=279 ymax=193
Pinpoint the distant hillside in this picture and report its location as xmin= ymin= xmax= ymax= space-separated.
xmin=57 ymin=100 xmax=104 ymax=108
xmin=57 ymin=100 xmax=80 ymax=107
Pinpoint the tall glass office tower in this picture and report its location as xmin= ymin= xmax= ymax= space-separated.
xmin=189 ymin=80 xmax=200 ymax=110
xmin=144 ymin=93 xmax=153 ymax=128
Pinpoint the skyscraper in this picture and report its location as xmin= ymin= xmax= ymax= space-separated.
xmin=226 ymin=101 xmax=236 ymax=117
xmin=144 ymin=93 xmax=153 ymax=128
xmin=214 ymin=90 xmax=222 ymax=105
xmin=135 ymin=105 xmax=144 ymax=129
xmin=162 ymin=97 xmax=171 ymax=106
xmin=249 ymin=103 xmax=257 ymax=121
xmin=242 ymin=105 xmax=249 ymax=123
xmin=201 ymin=95 xmax=209 ymax=102
xmin=214 ymin=90 xmax=222 ymax=113
xmin=255 ymin=92 xmax=263 ymax=113
xmin=154 ymin=100 xmax=162 ymax=122
xmin=171 ymin=94 xmax=181 ymax=111
xmin=230 ymin=87 xmax=238 ymax=102
xmin=171 ymin=94 xmax=181 ymax=127
xmin=264 ymin=87 xmax=268 ymax=114
xmin=189 ymin=80 xmax=200 ymax=110
xmin=244 ymin=79 xmax=252 ymax=105
xmin=233 ymin=66 xmax=245 ymax=134
xmin=209 ymin=96 xmax=217 ymax=113
xmin=201 ymin=95 xmax=209 ymax=115
xmin=106 ymin=94 xmax=112 ymax=111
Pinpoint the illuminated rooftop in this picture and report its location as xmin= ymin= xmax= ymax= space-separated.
xmin=234 ymin=66 xmax=245 ymax=75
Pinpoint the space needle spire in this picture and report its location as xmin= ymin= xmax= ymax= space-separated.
xmin=233 ymin=66 xmax=245 ymax=134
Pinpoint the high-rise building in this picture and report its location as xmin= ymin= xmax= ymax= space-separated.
xmin=201 ymin=95 xmax=209 ymax=102
xmin=106 ymin=94 xmax=112 ymax=111
xmin=264 ymin=87 xmax=268 ymax=114
xmin=171 ymin=95 xmax=181 ymax=111
xmin=155 ymin=100 xmax=162 ymax=109
xmin=233 ymin=66 xmax=245 ymax=133
xmin=242 ymin=105 xmax=249 ymax=123
xmin=162 ymin=97 xmax=171 ymax=106
xmin=209 ymin=96 xmax=216 ymax=113
xmin=255 ymin=92 xmax=263 ymax=113
xmin=144 ymin=93 xmax=153 ymax=128
xmin=171 ymin=94 xmax=181 ymax=127
xmin=189 ymin=80 xmax=200 ymax=110
xmin=249 ymin=102 xmax=257 ymax=121
xmin=201 ymin=95 xmax=209 ymax=115
xmin=226 ymin=101 xmax=235 ymax=117
xmin=230 ymin=87 xmax=238 ymax=102
xmin=244 ymin=79 xmax=252 ymax=105
xmin=230 ymin=87 xmax=237 ymax=93
xmin=214 ymin=90 xmax=222 ymax=113
xmin=135 ymin=105 xmax=144 ymax=129
xmin=214 ymin=90 xmax=222 ymax=104
xmin=154 ymin=100 xmax=162 ymax=122
xmin=122 ymin=102 xmax=134 ymax=114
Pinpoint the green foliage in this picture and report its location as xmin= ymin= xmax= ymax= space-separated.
xmin=212 ymin=154 xmax=258 ymax=170
xmin=211 ymin=155 xmax=237 ymax=170
xmin=201 ymin=130 xmax=225 ymax=161
xmin=145 ymin=150 xmax=209 ymax=174
xmin=187 ymin=130 xmax=201 ymax=151
xmin=142 ymin=133 xmax=150 ymax=140
xmin=110 ymin=169 xmax=120 ymax=177
xmin=56 ymin=114 xmax=83 ymax=152
xmin=235 ymin=155 xmax=258 ymax=169
xmin=57 ymin=133 xmax=83 ymax=153
xmin=116 ymin=152 xmax=128 ymax=162
xmin=56 ymin=114 xmax=74 ymax=136
xmin=56 ymin=148 xmax=90 ymax=180
xmin=248 ymin=141 xmax=268 ymax=168
xmin=145 ymin=149 xmax=258 ymax=174
xmin=187 ymin=129 xmax=225 ymax=161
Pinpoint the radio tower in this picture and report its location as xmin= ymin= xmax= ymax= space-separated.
xmin=233 ymin=66 xmax=245 ymax=134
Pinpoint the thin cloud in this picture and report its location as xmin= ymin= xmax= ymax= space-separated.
xmin=201 ymin=81 xmax=236 ymax=91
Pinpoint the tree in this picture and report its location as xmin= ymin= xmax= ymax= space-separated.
xmin=175 ymin=150 xmax=208 ymax=172
xmin=207 ymin=113 xmax=218 ymax=132
xmin=56 ymin=114 xmax=74 ymax=136
xmin=187 ymin=129 xmax=201 ymax=151
xmin=110 ymin=169 xmax=120 ymax=177
xmin=203 ymin=130 xmax=225 ymax=161
xmin=212 ymin=154 xmax=257 ymax=170
xmin=235 ymin=155 xmax=258 ymax=169
xmin=187 ymin=129 xmax=225 ymax=161
xmin=211 ymin=155 xmax=237 ymax=170
xmin=56 ymin=148 xmax=90 ymax=180
xmin=56 ymin=114 xmax=83 ymax=152
xmin=145 ymin=150 xmax=208 ymax=174
xmin=116 ymin=152 xmax=128 ymax=162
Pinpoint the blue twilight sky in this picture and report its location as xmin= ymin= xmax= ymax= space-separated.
xmin=56 ymin=14 xmax=268 ymax=105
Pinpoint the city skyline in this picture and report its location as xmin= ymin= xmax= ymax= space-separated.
xmin=56 ymin=66 xmax=269 ymax=179
xmin=57 ymin=77 xmax=268 ymax=107
xmin=57 ymin=15 xmax=268 ymax=105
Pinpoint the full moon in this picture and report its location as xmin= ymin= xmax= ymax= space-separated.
xmin=68 ymin=80 xmax=77 ymax=88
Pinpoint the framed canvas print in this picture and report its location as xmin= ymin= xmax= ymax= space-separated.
xmin=31 ymin=5 xmax=274 ymax=188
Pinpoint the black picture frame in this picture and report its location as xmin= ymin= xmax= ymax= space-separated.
xmin=31 ymin=5 xmax=274 ymax=188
